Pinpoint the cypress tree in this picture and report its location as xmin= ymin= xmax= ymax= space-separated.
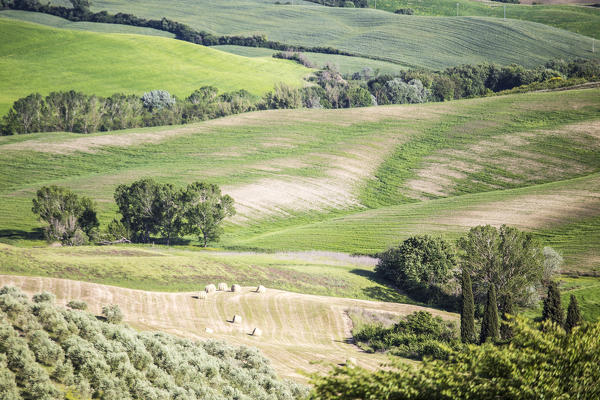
xmin=565 ymin=294 xmax=582 ymax=333
xmin=479 ymin=284 xmax=499 ymax=344
xmin=499 ymin=292 xmax=515 ymax=341
xmin=460 ymin=269 xmax=475 ymax=343
xmin=542 ymin=281 xmax=564 ymax=327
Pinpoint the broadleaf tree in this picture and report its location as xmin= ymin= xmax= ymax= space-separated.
xmin=183 ymin=182 xmax=235 ymax=247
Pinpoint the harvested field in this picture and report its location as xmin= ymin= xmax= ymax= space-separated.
xmin=0 ymin=275 xmax=455 ymax=380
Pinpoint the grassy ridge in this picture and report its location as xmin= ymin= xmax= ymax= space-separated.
xmin=84 ymin=0 xmax=595 ymax=69
xmin=367 ymin=0 xmax=600 ymax=39
xmin=0 ymin=18 xmax=310 ymax=115
xmin=214 ymin=45 xmax=407 ymax=74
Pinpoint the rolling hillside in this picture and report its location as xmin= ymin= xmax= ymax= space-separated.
xmin=1 ymin=89 xmax=598 ymax=266
xmin=0 ymin=18 xmax=310 ymax=116
xmin=369 ymin=0 xmax=600 ymax=39
xmin=0 ymin=276 xmax=456 ymax=380
xmin=80 ymin=0 xmax=595 ymax=69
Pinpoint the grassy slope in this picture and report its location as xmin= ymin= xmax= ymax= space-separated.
xmin=83 ymin=0 xmax=594 ymax=69
xmin=214 ymin=45 xmax=407 ymax=75
xmin=367 ymin=0 xmax=600 ymax=39
xmin=0 ymin=90 xmax=598 ymax=320
xmin=0 ymin=9 xmax=175 ymax=37
xmin=0 ymin=275 xmax=454 ymax=379
xmin=0 ymin=18 xmax=310 ymax=116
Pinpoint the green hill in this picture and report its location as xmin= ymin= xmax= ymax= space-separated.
xmin=83 ymin=0 xmax=595 ymax=69
xmin=0 ymin=18 xmax=310 ymax=116
xmin=367 ymin=0 xmax=600 ymax=39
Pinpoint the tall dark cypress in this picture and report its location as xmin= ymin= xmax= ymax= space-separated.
xmin=565 ymin=294 xmax=582 ymax=333
xmin=479 ymin=284 xmax=499 ymax=344
xmin=542 ymin=281 xmax=564 ymax=327
xmin=499 ymin=292 xmax=515 ymax=341
xmin=460 ymin=269 xmax=476 ymax=343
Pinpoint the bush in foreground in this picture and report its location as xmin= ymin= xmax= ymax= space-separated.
xmin=311 ymin=317 xmax=600 ymax=399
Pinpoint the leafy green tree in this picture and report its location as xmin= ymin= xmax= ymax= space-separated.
xmin=460 ymin=269 xmax=475 ymax=344
xmin=156 ymin=183 xmax=184 ymax=245
xmin=183 ymin=182 xmax=235 ymax=247
xmin=311 ymin=317 xmax=600 ymax=399
xmin=1 ymin=93 xmax=44 ymax=134
xmin=499 ymin=292 xmax=515 ymax=341
xmin=479 ymin=284 xmax=499 ymax=344
xmin=114 ymin=179 xmax=162 ymax=243
xmin=565 ymin=294 xmax=582 ymax=333
xmin=32 ymin=186 xmax=98 ymax=245
xmin=458 ymin=224 xmax=544 ymax=309
xmin=542 ymin=281 xmax=564 ymax=327
xmin=376 ymin=235 xmax=456 ymax=290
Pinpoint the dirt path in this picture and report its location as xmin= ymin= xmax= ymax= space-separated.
xmin=0 ymin=275 xmax=456 ymax=381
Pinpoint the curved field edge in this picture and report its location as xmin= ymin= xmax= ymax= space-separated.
xmin=86 ymin=0 xmax=595 ymax=69
xmin=0 ymin=275 xmax=454 ymax=380
xmin=0 ymin=18 xmax=310 ymax=116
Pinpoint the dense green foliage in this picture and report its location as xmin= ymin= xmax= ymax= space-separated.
xmin=0 ymin=286 xmax=307 ymax=399
xmin=459 ymin=225 xmax=544 ymax=309
xmin=311 ymin=317 xmax=600 ymax=399
xmin=565 ymin=294 xmax=582 ymax=333
xmin=114 ymin=179 xmax=235 ymax=246
xmin=375 ymin=235 xmax=456 ymax=290
xmin=459 ymin=270 xmax=475 ymax=343
xmin=542 ymin=281 xmax=564 ymax=326
xmin=32 ymin=186 xmax=98 ymax=245
xmin=353 ymin=311 xmax=458 ymax=360
xmin=479 ymin=284 xmax=499 ymax=344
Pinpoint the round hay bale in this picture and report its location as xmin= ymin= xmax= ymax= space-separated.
xmin=197 ymin=291 xmax=208 ymax=300
xmin=232 ymin=315 xmax=242 ymax=324
xmin=205 ymin=327 xmax=214 ymax=333
xmin=205 ymin=284 xmax=216 ymax=294
xmin=255 ymin=285 xmax=266 ymax=293
xmin=251 ymin=328 xmax=262 ymax=337
xmin=346 ymin=357 xmax=357 ymax=367
xmin=231 ymin=284 xmax=241 ymax=292
xmin=217 ymin=282 xmax=228 ymax=291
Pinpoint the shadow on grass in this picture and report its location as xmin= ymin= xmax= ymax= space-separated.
xmin=350 ymin=268 xmax=459 ymax=312
xmin=0 ymin=228 xmax=44 ymax=241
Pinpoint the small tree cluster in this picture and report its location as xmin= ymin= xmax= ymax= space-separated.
xmin=376 ymin=235 xmax=456 ymax=291
xmin=32 ymin=186 xmax=99 ymax=245
xmin=114 ymin=179 xmax=235 ymax=246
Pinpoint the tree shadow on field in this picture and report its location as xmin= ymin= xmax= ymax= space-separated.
xmin=350 ymin=268 xmax=414 ymax=304
xmin=0 ymin=228 xmax=44 ymax=242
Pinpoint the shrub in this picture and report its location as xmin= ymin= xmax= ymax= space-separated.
xmin=141 ymin=90 xmax=176 ymax=111
xmin=33 ymin=291 xmax=56 ymax=304
xmin=394 ymin=8 xmax=414 ymax=14
xmin=102 ymin=304 xmax=123 ymax=324
xmin=353 ymin=311 xmax=458 ymax=360
xmin=376 ymin=235 xmax=456 ymax=290
xmin=67 ymin=300 xmax=88 ymax=310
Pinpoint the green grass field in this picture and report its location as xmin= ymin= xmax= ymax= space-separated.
xmin=0 ymin=18 xmax=310 ymax=116
xmin=214 ymin=45 xmax=407 ymax=74
xmin=367 ymin=0 xmax=600 ymax=39
xmin=1 ymin=88 xmax=598 ymax=320
xmin=74 ymin=0 xmax=595 ymax=69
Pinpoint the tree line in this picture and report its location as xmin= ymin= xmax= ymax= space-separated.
xmin=31 ymin=179 xmax=235 ymax=247
xmin=3 ymin=58 xmax=599 ymax=135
